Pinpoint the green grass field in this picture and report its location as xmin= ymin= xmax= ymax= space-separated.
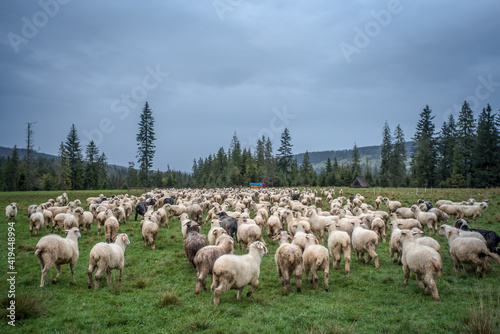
xmin=0 ymin=188 xmax=499 ymax=333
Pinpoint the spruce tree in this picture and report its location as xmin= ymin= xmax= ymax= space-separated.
xmin=380 ymin=121 xmax=392 ymax=187
xmin=351 ymin=143 xmax=361 ymax=178
xmin=136 ymin=101 xmax=156 ymax=186
xmin=264 ymin=137 xmax=277 ymax=186
xmin=84 ymin=140 xmax=99 ymax=189
xmin=57 ymin=141 xmax=71 ymax=190
xmin=5 ymin=146 xmax=20 ymax=191
xmin=456 ymin=101 xmax=476 ymax=186
xmin=411 ymin=105 xmax=437 ymax=186
xmin=436 ymin=114 xmax=456 ymax=186
xmin=127 ymin=162 xmax=138 ymax=188
xmin=25 ymin=122 xmax=37 ymax=190
xmin=300 ymin=151 xmax=313 ymax=185
xmin=389 ymin=124 xmax=406 ymax=187
xmin=413 ymin=131 xmax=432 ymax=187
xmin=64 ymin=124 xmax=84 ymax=190
xmin=472 ymin=104 xmax=499 ymax=187
xmin=277 ymin=128 xmax=293 ymax=181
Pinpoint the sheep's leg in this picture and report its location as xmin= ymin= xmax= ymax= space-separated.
xmin=415 ymin=273 xmax=425 ymax=291
xmin=281 ymin=268 xmax=290 ymax=292
xmin=118 ymin=268 xmax=123 ymax=282
xmin=424 ymin=273 xmax=440 ymax=302
xmin=52 ymin=264 xmax=62 ymax=284
xmin=106 ymin=269 xmax=112 ymax=286
xmin=195 ymin=271 xmax=207 ymax=295
xmin=246 ymin=278 xmax=259 ymax=297
xmin=294 ymin=265 xmax=302 ymax=293
xmin=403 ymin=263 xmax=410 ymax=285
xmin=323 ymin=268 xmax=329 ymax=292
xmin=332 ymin=252 xmax=340 ymax=269
xmin=368 ymin=248 xmax=380 ymax=268
xmin=87 ymin=264 xmax=96 ymax=289
xmin=312 ymin=269 xmax=319 ymax=289
xmin=237 ymin=288 xmax=244 ymax=299
xmin=210 ymin=274 xmax=219 ymax=292
xmin=390 ymin=248 xmax=395 ymax=263
xmin=40 ymin=263 xmax=51 ymax=287
xmin=344 ymin=251 xmax=351 ymax=274
xmin=213 ymin=282 xmax=227 ymax=307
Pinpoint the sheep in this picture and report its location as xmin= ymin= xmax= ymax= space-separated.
xmin=374 ymin=196 xmax=382 ymax=210
xmin=326 ymin=223 xmax=351 ymax=274
xmin=410 ymin=229 xmax=441 ymax=255
xmin=5 ymin=202 xmax=18 ymax=221
xmin=237 ymin=217 xmax=265 ymax=250
xmin=274 ymin=231 xmax=303 ymax=293
xmin=455 ymin=219 xmax=500 ymax=254
xmin=52 ymin=210 xmax=77 ymax=233
xmin=34 ymin=227 xmax=81 ymax=287
xmin=87 ymin=233 xmax=131 ymax=289
xmin=305 ymin=208 xmax=336 ymax=244
xmin=364 ymin=215 xmax=386 ymax=243
xmin=411 ymin=205 xmax=438 ymax=235
xmin=63 ymin=215 xmax=79 ymax=230
xmin=28 ymin=204 xmax=37 ymax=218
xmin=207 ymin=219 xmax=222 ymax=245
xmin=291 ymin=222 xmax=309 ymax=251
xmin=389 ymin=221 xmax=404 ymax=264
xmin=438 ymin=204 xmax=460 ymax=219
xmin=104 ymin=210 xmax=120 ymax=243
xmin=428 ymin=208 xmax=449 ymax=223
xmin=156 ymin=205 xmax=170 ymax=227
xmin=217 ymin=212 xmax=238 ymax=239
xmin=43 ymin=210 xmax=53 ymax=230
xmin=417 ymin=199 xmax=433 ymax=211
xmin=456 ymin=203 xmax=488 ymax=224
xmin=439 ymin=224 xmax=487 ymax=244
xmin=400 ymin=230 xmax=442 ymax=302
xmin=74 ymin=208 xmax=93 ymax=233
xmin=96 ymin=210 xmax=107 ymax=235
xmin=113 ymin=206 xmax=126 ymax=224
xmin=382 ymin=197 xmax=401 ymax=213
xmin=390 ymin=213 xmax=422 ymax=231
xmin=302 ymin=234 xmax=329 ymax=291
xmin=187 ymin=203 xmax=203 ymax=222
xmin=266 ymin=212 xmax=283 ymax=238
xmin=184 ymin=220 xmax=207 ymax=268
xmin=445 ymin=228 xmax=500 ymax=279
xmin=194 ymin=234 xmax=234 ymax=295
xmin=140 ymin=212 xmax=160 ymax=250
xmin=395 ymin=207 xmax=415 ymax=219
xmin=211 ymin=241 xmax=268 ymax=306
xmin=351 ymin=221 xmax=380 ymax=268
xmin=29 ymin=207 xmax=45 ymax=237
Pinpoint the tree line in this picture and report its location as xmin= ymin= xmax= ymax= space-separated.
xmin=1 ymin=100 xmax=498 ymax=191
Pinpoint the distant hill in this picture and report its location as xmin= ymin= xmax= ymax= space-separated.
xmin=0 ymin=146 xmax=128 ymax=172
xmin=294 ymin=142 xmax=414 ymax=173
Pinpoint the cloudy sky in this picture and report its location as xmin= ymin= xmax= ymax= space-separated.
xmin=1 ymin=1 xmax=499 ymax=172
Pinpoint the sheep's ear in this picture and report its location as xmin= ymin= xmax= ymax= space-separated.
xmin=63 ymin=229 xmax=69 ymax=234
xmin=122 ymin=235 xmax=127 ymax=241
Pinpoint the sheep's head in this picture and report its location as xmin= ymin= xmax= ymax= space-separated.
xmin=64 ymin=227 xmax=81 ymax=239
xmin=455 ymin=219 xmax=469 ymax=230
xmin=248 ymin=241 xmax=268 ymax=254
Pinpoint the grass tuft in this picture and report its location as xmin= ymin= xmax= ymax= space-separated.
xmin=0 ymin=294 xmax=46 ymax=321
xmin=133 ymin=277 xmax=150 ymax=289
xmin=461 ymin=290 xmax=499 ymax=334
xmin=158 ymin=290 xmax=181 ymax=307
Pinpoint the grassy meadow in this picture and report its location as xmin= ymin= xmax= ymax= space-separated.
xmin=0 ymin=188 xmax=499 ymax=334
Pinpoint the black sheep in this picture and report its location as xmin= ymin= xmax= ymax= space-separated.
xmin=184 ymin=221 xmax=207 ymax=268
xmin=217 ymin=212 xmax=238 ymax=239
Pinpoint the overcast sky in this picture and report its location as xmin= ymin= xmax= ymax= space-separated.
xmin=1 ymin=1 xmax=499 ymax=172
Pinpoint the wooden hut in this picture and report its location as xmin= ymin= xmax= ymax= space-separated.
xmin=350 ymin=177 xmax=370 ymax=188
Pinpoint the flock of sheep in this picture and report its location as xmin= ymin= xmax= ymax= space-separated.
xmin=4 ymin=187 xmax=500 ymax=306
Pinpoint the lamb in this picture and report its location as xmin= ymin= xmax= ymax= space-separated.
xmin=96 ymin=210 xmax=107 ymax=235
xmin=237 ymin=217 xmax=265 ymax=250
xmin=184 ymin=220 xmax=207 ymax=268
xmin=364 ymin=215 xmax=386 ymax=243
xmin=194 ymin=234 xmax=234 ymax=295
xmin=34 ymin=227 xmax=81 ymax=287
xmin=456 ymin=203 xmax=488 ymax=224
xmin=411 ymin=205 xmax=438 ymax=235
xmin=455 ymin=219 xmax=500 ymax=254
xmin=445 ymin=228 xmax=500 ymax=279
xmin=156 ymin=205 xmax=170 ymax=227
xmin=400 ymin=230 xmax=442 ymax=302
xmin=113 ymin=206 xmax=126 ymax=224
xmin=382 ymin=197 xmax=402 ymax=213
xmin=428 ymin=208 xmax=449 ymax=223
xmin=291 ymin=221 xmax=309 ymax=251
xmin=302 ymin=234 xmax=329 ymax=291
xmin=351 ymin=221 xmax=380 ymax=268
xmin=5 ymin=202 xmax=18 ymax=221
xmin=140 ymin=212 xmax=160 ymax=250
xmin=211 ymin=241 xmax=268 ymax=306
xmin=327 ymin=223 xmax=351 ymax=274
xmin=104 ymin=209 xmax=120 ymax=243
xmin=87 ymin=233 xmax=131 ymax=289
xmin=28 ymin=204 xmax=37 ymax=218
xmin=52 ymin=210 xmax=77 ymax=233
xmin=29 ymin=207 xmax=45 ymax=237
xmin=274 ymin=231 xmax=303 ymax=293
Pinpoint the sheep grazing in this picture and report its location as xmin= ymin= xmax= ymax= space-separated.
xmin=29 ymin=207 xmax=45 ymax=237
xmin=211 ymin=241 xmax=268 ymax=306
xmin=87 ymin=233 xmax=131 ymax=289
xmin=411 ymin=205 xmax=438 ymax=235
xmin=400 ymin=230 xmax=442 ymax=302
xmin=5 ymin=202 xmax=18 ymax=221
xmin=428 ymin=208 xmax=449 ymax=223
xmin=395 ymin=207 xmax=415 ymax=219
xmin=382 ymin=197 xmax=402 ymax=213
xmin=445 ymin=228 xmax=500 ymax=279
xmin=104 ymin=210 xmax=120 ymax=243
xmin=327 ymin=223 xmax=351 ymax=274
xmin=389 ymin=213 xmax=422 ymax=231
xmin=184 ymin=220 xmax=207 ymax=268
xmin=274 ymin=231 xmax=303 ymax=293
xmin=302 ymin=234 xmax=329 ymax=291
xmin=236 ymin=217 xmax=265 ymax=250
xmin=351 ymin=221 xmax=380 ymax=268
xmin=455 ymin=219 xmax=500 ymax=254
xmin=456 ymin=203 xmax=488 ymax=224
xmin=34 ymin=227 xmax=82 ymax=287
xmin=193 ymin=233 xmax=234 ymax=295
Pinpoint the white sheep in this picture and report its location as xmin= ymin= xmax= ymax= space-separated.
xmin=211 ymin=241 xmax=268 ymax=306
xmin=446 ymin=228 xmax=500 ymax=279
xmin=439 ymin=224 xmax=486 ymax=244
xmin=400 ymin=230 xmax=442 ymax=302
xmin=302 ymin=234 xmax=329 ymax=291
xmin=237 ymin=217 xmax=265 ymax=250
xmin=382 ymin=197 xmax=402 ymax=213
xmin=43 ymin=210 xmax=53 ymax=230
xmin=207 ymin=219 xmax=222 ymax=245
xmin=104 ymin=210 xmax=120 ymax=243
xmin=29 ymin=207 xmax=45 ymax=237
xmin=140 ymin=212 xmax=160 ymax=250
xmin=410 ymin=229 xmax=441 ymax=255
xmin=266 ymin=212 xmax=283 ymax=238
xmin=395 ymin=207 xmax=415 ymax=219
xmin=411 ymin=205 xmax=438 ymax=235
xmin=351 ymin=221 xmax=380 ymax=268
xmin=87 ymin=233 xmax=131 ymax=289
xmin=389 ymin=221 xmax=404 ymax=264
xmin=74 ymin=208 xmax=94 ymax=233
xmin=327 ymin=223 xmax=351 ymax=274
xmin=389 ymin=213 xmax=422 ymax=231
xmin=34 ymin=227 xmax=81 ymax=287
xmin=456 ymin=203 xmax=488 ymax=224
xmin=274 ymin=231 xmax=303 ymax=293
xmin=5 ymin=202 xmax=18 ymax=221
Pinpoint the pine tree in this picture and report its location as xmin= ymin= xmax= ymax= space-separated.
xmin=64 ymin=124 xmax=84 ymax=190
xmin=351 ymin=143 xmax=361 ymax=178
xmin=456 ymin=101 xmax=476 ymax=186
xmin=300 ymin=151 xmax=313 ymax=185
xmin=127 ymin=162 xmax=138 ymax=188
xmin=97 ymin=152 xmax=108 ymax=189
xmin=472 ymin=104 xmax=499 ymax=187
xmin=364 ymin=157 xmax=373 ymax=185
xmin=84 ymin=140 xmax=99 ymax=189
xmin=136 ymin=101 xmax=156 ymax=186
xmin=264 ymin=137 xmax=277 ymax=186
xmin=413 ymin=131 xmax=432 ymax=187
xmin=57 ymin=142 xmax=71 ymax=190
xmin=277 ymin=128 xmax=293 ymax=182
xmin=380 ymin=121 xmax=392 ymax=187
xmin=437 ymin=114 xmax=456 ymax=186
xmin=25 ymin=122 xmax=37 ymax=190
xmin=389 ymin=124 xmax=406 ymax=187
xmin=411 ymin=105 xmax=437 ymax=186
